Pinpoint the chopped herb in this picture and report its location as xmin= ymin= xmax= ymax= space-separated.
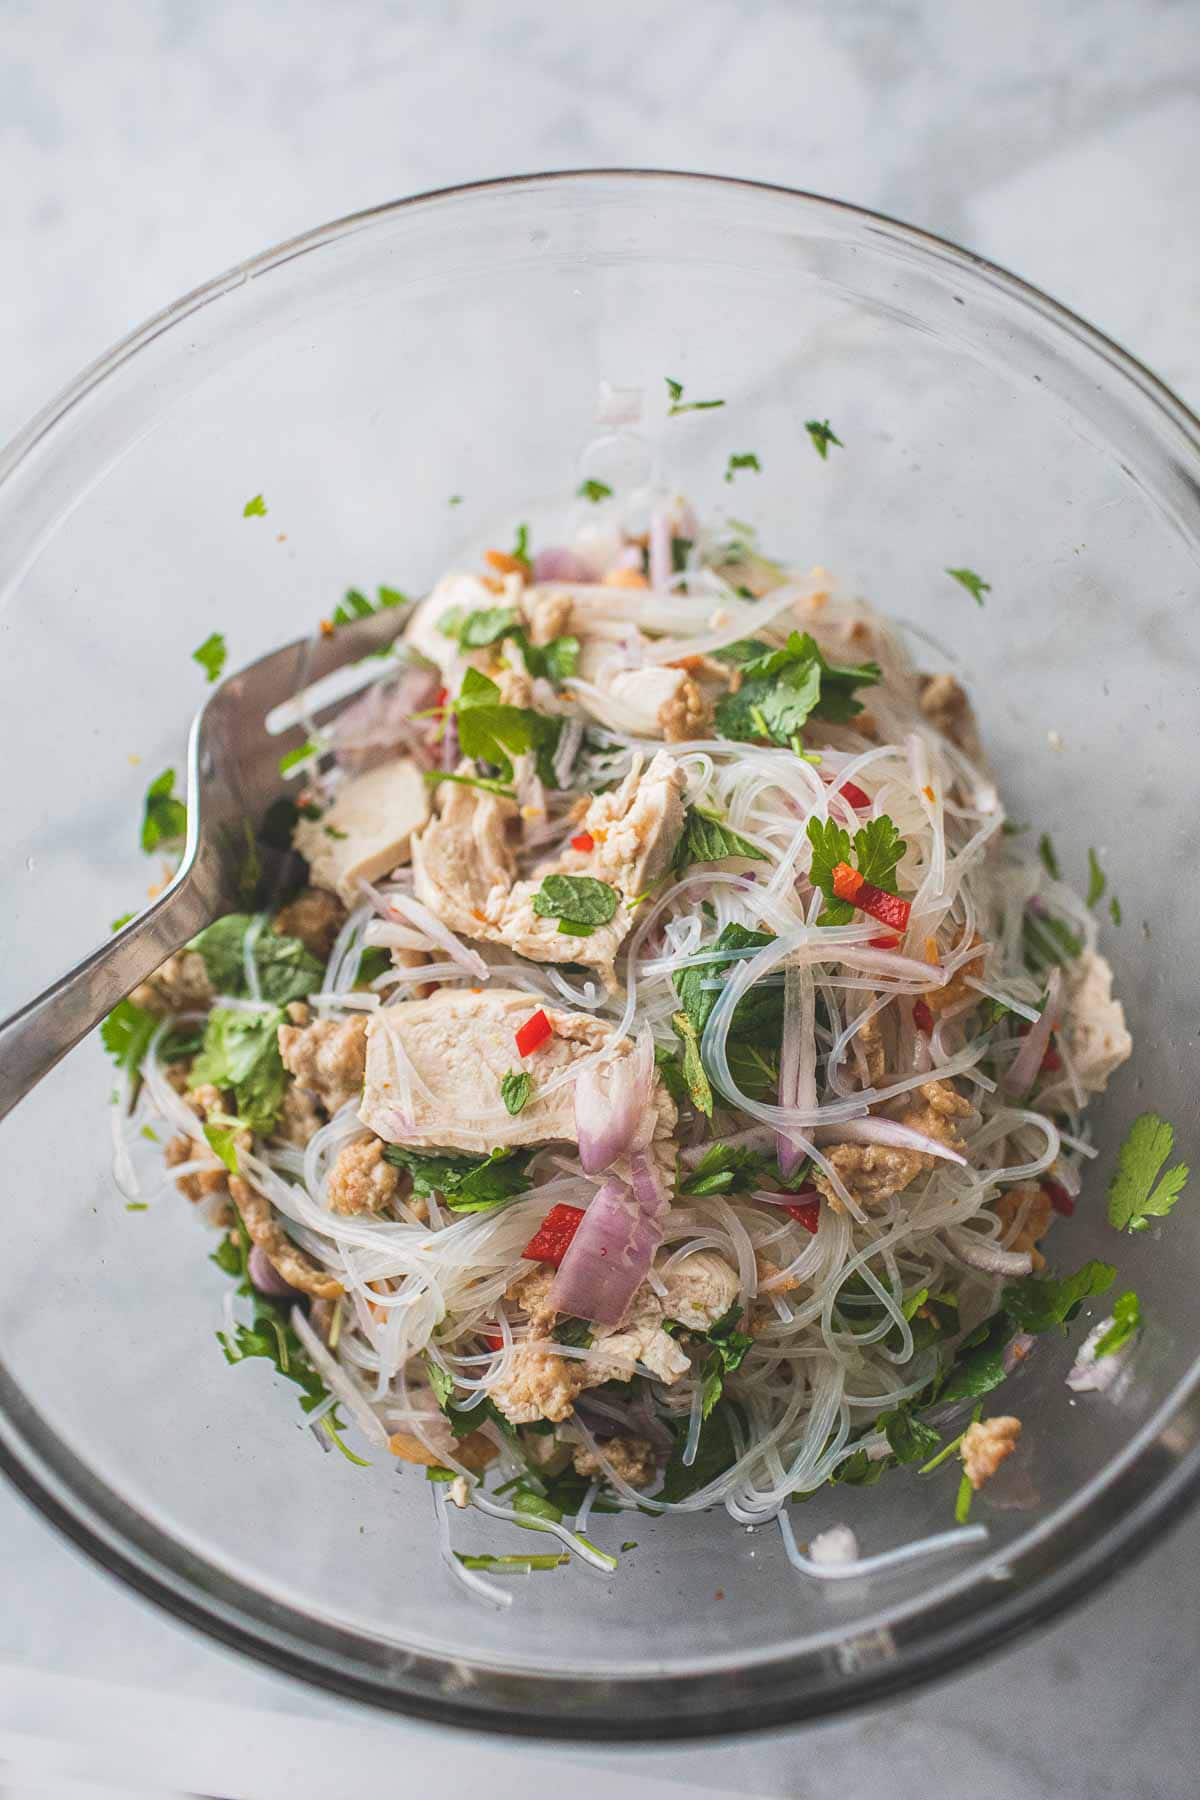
xmin=674 ymin=804 xmax=769 ymax=873
xmin=671 ymin=921 xmax=781 ymax=1115
xmin=1109 ymin=894 xmax=1123 ymax=926
xmin=552 ymin=1317 xmax=593 ymax=1349
xmin=203 ymin=1121 xmax=241 ymax=1175
xmin=807 ymin=813 xmax=905 ymax=925
xmin=100 ymin=997 xmax=159 ymax=1075
xmin=324 ymin=824 xmax=347 ymax=840
xmin=1038 ymin=833 xmax=1060 ymax=880
xmin=192 ymin=632 xmax=227 ymax=684
xmin=714 ymin=630 xmax=879 ymax=746
xmin=936 ymin=1311 xmax=1017 ymax=1404
xmin=945 ymin=566 xmax=990 ymax=605
xmin=140 ymin=768 xmax=187 ymax=854
xmin=804 ymin=419 xmax=842 ymax=460
xmin=954 ymin=1466 xmax=974 ymax=1523
xmin=279 ymin=739 xmax=320 ymax=777
xmin=532 ymin=873 xmax=619 ymax=930
xmin=512 ymin=523 xmax=530 ymax=566
xmin=725 ymin=1040 xmax=782 ymax=1102
xmin=243 ymin=494 xmax=266 ymax=517
xmin=1107 ymin=1113 xmax=1190 ymax=1233
xmin=578 ymin=478 xmax=613 ymax=503
xmin=1003 ymin=1260 xmax=1116 ymax=1334
xmin=654 ymin=1044 xmax=690 ymax=1107
xmin=658 ymin=1396 xmax=741 ymax=1502
xmin=111 ymin=912 xmax=134 ymax=932
xmin=1022 ymin=909 xmax=1083 ymax=970
xmin=501 ymin=1069 xmax=533 ymax=1116
xmin=665 ymin=376 xmax=726 ymax=416
xmin=678 ymin=1143 xmax=776 ymax=1197
xmin=454 ymin=1552 xmax=568 ymax=1572
xmin=190 ymin=1006 xmax=288 ymax=1134
xmin=423 ymin=770 xmax=517 ymax=798
xmin=881 ymin=1408 xmax=942 ymax=1465
xmin=700 ymin=1303 xmax=754 ymax=1411
xmin=188 ymin=914 xmax=323 ymax=1005
xmin=538 ymin=635 xmax=580 ymax=683
xmin=1002 ymin=819 xmax=1029 ymax=836
xmin=332 ymin=585 xmax=407 ymax=626
xmin=620 ymin=1540 xmax=638 ymax=1552
xmin=125 ymin=1202 xmax=148 ymax=1213
xmin=454 ymin=666 xmax=564 ymax=786
xmin=383 ymin=1145 xmax=533 ymax=1212
xmin=724 ymin=453 xmax=761 ymax=483
xmin=449 ymin=494 xmax=463 ymax=507
xmin=445 ymin=605 xmax=521 ymax=649
xmin=1095 ymin=1291 xmax=1141 ymax=1358
xmin=671 ymin=1011 xmax=713 ymax=1117
xmin=356 ymin=945 xmax=391 ymax=987
xmin=671 ymin=536 xmax=693 ymax=574
xmin=1086 ymin=848 xmax=1107 ymax=908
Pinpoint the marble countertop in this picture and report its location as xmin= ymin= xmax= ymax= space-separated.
xmin=2 ymin=1 xmax=1198 ymax=1794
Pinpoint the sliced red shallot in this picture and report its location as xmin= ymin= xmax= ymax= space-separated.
xmin=945 ymin=1229 xmax=1033 ymax=1276
xmin=1004 ymin=967 xmax=1063 ymax=1095
xmin=549 ymin=1157 xmax=670 ymax=1327
xmin=533 ymin=547 xmax=592 ymax=582
xmin=331 ymin=664 xmax=440 ymax=772
xmin=648 ymin=507 xmax=672 ymax=593
xmin=812 ymin=1116 xmax=968 ymax=1166
xmin=574 ymin=1028 xmax=656 ymax=1174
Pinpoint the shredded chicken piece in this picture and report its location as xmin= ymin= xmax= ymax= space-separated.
xmin=277 ymin=1015 xmax=367 ymax=1114
xmin=961 ymin=1415 xmax=1022 ymax=1490
xmin=816 ymin=1080 xmax=971 ymax=1212
xmin=918 ymin=672 xmax=984 ymax=763
xmin=658 ymin=674 xmax=713 ymax=742
xmin=573 ymin=1435 xmax=656 ymax=1488
xmin=227 ymin=1173 xmax=343 ymax=1300
xmin=522 ymin=589 xmax=574 ymax=645
xmin=1062 ymin=951 xmax=1132 ymax=1094
xmin=993 ymin=1182 xmax=1054 ymax=1271
xmin=659 ymin=1250 xmax=740 ymax=1330
xmin=327 ymin=1137 xmax=401 ymax=1216
xmin=130 ymin=950 xmax=213 ymax=1016
xmin=272 ymin=887 xmax=347 ymax=961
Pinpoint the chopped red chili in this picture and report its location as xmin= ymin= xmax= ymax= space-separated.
xmin=1042 ymin=1178 xmax=1075 ymax=1217
xmin=869 ymin=934 xmax=900 ymax=950
xmin=434 ymin=686 xmax=448 ymax=709
xmin=832 ymin=862 xmax=912 ymax=932
xmin=515 ymin=1009 xmax=552 ymax=1057
xmin=784 ymin=1192 xmax=821 ymax=1233
xmin=521 ymin=1203 xmax=585 ymax=1266
xmin=570 ymin=831 xmax=595 ymax=853
xmin=1040 ymin=1044 xmax=1062 ymax=1073
xmin=483 ymin=1331 xmax=504 ymax=1353
xmin=913 ymin=1000 xmax=934 ymax=1034
xmin=837 ymin=780 xmax=871 ymax=810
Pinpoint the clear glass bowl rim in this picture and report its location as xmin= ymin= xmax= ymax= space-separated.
xmin=3 ymin=167 xmax=1200 ymax=1740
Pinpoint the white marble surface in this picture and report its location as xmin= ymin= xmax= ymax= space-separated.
xmin=2 ymin=1 xmax=1199 ymax=1794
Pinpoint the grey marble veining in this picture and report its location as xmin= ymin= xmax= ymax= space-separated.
xmin=2 ymin=2 xmax=1199 ymax=1795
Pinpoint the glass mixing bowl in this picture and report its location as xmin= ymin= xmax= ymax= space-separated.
xmin=1 ymin=171 xmax=1199 ymax=1740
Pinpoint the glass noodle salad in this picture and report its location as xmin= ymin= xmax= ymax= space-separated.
xmin=106 ymin=467 xmax=1136 ymax=1602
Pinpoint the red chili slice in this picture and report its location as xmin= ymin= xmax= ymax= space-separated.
xmin=913 ymin=1000 xmax=934 ymax=1034
xmin=869 ymin=935 xmax=900 ymax=950
xmin=570 ymin=831 xmax=595 ymax=852
xmin=1040 ymin=1044 xmax=1062 ymax=1073
xmin=832 ymin=862 xmax=912 ymax=932
xmin=483 ymin=1332 xmax=504 ymax=1353
xmin=521 ymin=1203 xmax=585 ymax=1266
xmin=784 ymin=1192 xmax=821 ymax=1234
xmin=838 ymin=780 xmax=871 ymax=810
xmin=434 ymin=686 xmax=448 ymax=709
xmin=515 ymin=1009 xmax=552 ymax=1057
xmin=1042 ymin=1178 xmax=1075 ymax=1217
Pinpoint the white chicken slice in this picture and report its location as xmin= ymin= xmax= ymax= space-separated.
xmin=293 ymin=757 xmax=429 ymax=905
xmin=1062 ymin=951 xmax=1132 ymax=1094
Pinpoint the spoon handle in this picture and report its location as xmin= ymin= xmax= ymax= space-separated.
xmin=0 ymin=871 xmax=221 ymax=1123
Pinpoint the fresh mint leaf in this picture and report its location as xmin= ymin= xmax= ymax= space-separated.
xmin=552 ymin=1317 xmax=593 ymax=1349
xmin=936 ymin=1312 xmax=1016 ymax=1404
xmin=657 ymin=1397 xmax=740 ymax=1502
xmin=674 ymin=804 xmax=769 ymax=872
xmin=532 ymin=873 xmax=619 ymax=927
xmin=804 ymin=420 xmax=842 ymax=460
xmin=881 ymin=1408 xmax=942 ymax=1465
xmin=111 ymin=912 xmax=135 ymax=932
xmin=454 ymin=666 xmax=564 ymax=785
xmin=946 ymin=566 xmax=990 ymax=605
xmin=578 ymin=479 xmax=612 ymax=503
xmin=141 ymin=768 xmax=187 ymax=853
xmin=100 ymin=997 xmax=159 ymax=1074
xmin=192 ymin=632 xmax=227 ymax=684
xmin=654 ymin=1045 xmax=689 ymax=1106
xmin=188 ymin=914 xmax=323 ymax=1005
xmin=1107 ymin=1113 xmax=1190 ymax=1233
xmin=501 ymin=1069 xmax=533 ymax=1116
xmin=1003 ymin=1260 xmax=1116 ymax=1334
xmin=538 ymin=635 xmax=580 ymax=683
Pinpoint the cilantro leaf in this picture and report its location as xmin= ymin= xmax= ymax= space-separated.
xmin=192 ymin=632 xmax=227 ymax=684
xmin=203 ymin=1121 xmax=241 ymax=1175
xmin=449 ymin=606 xmax=522 ymax=649
xmin=537 ymin=635 xmax=580 ymax=683
xmin=1107 ymin=1113 xmax=1190 ymax=1233
xmin=1002 ymin=1260 xmax=1116 ymax=1334
xmin=1095 ymin=1291 xmax=1141 ymax=1358
xmin=1109 ymin=894 xmax=1123 ymax=926
xmin=532 ymin=873 xmax=620 ymax=928
xmin=279 ymin=739 xmax=320 ymax=777
xmin=188 ymin=914 xmax=323 ymax=1005
xmin=1086 ymin=847 xmax=1107 ymax=908
xmin=141 ymin=768 xmax=187 ymax=854
xmin=853 ymin=815 xmax=906 ymax=890
xmin=804 ymin=420 xmax=842 ymax=460
xmin=935 ymin=1312 xmax=1016 ymax=1404
xmin=714 ymin=631 xmax=879 ymax=746
xmin=501 ymin=1069 xmax=533 ymax=1116
xmin=1022 ymin=909 xmax=1083 ymax=971
xmin=657 ymin=1397 xmax=741 ymax=1502
xmin=665 ymin=377 xmax=725 ymax=416
xmin=190 ymin=1006 xmax=288 ymax=1134
xmin=945 ymin=567 xmax=990 ymax=605
xmin=100 ymin=997 xmax=159 ymax=1074
xmin=243 ymin=494 xmax=266 ymax=517
xmin=111 ymin=912 xmax=134 ymax=932
xmin=806 ymin=815 xmax=852 ymax=905
xmin=679 ymin=1143 xmax=776 ymax=1197
xmin=382 ymin=1145 xmax=533 ymax=1212
xmin=707 ymin=1302 xmax=753 ymax=1374
xmin=578 ymin=479 xmax=612 ymax=503
xmin=724 ymin=453 xmax=761 ymax=483
xmin=674 ymin=804 xmax=769 ymax=873
xmin=332 ymin=585 xmax=407 ymax=627
xmin=881 ymin=1408 xmax=943 ymax=1465
xmin=454 ymin=667 xmax=563 ymax=785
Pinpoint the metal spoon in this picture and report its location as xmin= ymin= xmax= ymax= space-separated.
xmin=0 ymin=606 xmax=407 ymax=1121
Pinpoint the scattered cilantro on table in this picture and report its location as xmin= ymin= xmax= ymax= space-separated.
xmin=1107 ymin=1113 xmax=1190 ymax=1233
xmin=192 ymin=632 xmax=227 ymax=684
